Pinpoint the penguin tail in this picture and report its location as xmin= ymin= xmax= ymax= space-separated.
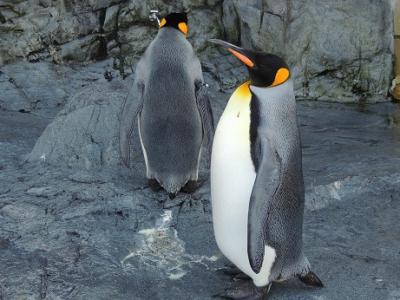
xmin=155 ymin=174 xmax=188 ymax=196
xmin=298 ymin=271 xmax=324 ymax=288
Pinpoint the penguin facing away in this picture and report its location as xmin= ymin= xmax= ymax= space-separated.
xmin=209 ymin=39 xmax=323 ymax=299
xmin=119 ymin=12 xmax=214 ymax=198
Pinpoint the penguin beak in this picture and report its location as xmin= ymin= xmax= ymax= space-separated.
xmin=209 ymin=39 xmax=255 ymax=68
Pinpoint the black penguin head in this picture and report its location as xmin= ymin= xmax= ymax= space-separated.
xmin=209 ymin=39 xmax=290 ymax=87
xmin=159 ymin=12 xmax=188 ymax=36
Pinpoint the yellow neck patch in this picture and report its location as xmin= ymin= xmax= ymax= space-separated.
xmin=224 ymin=81 xmax=251 ymax=113
xmin=234 ymin=81 xmax=251 ymax=99
xmin=178 ymin=22 xmax=188 ymax=35
xmin=271 ymin=68 xmax=290 ymax=87
xmin=159 ymin=19 xmax=188 ymax=36
xmin=159 ymin=18 xmax=167 ymax=28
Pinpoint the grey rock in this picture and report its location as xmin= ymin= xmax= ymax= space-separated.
xmin=0 ymin=62 xmax=67 ymax=111
xmin=1 ymin=99 xmax=400 ymax=299
xmin=68 ymin=171 xmax=107 ymax=184
xmin=0 ymin=0 xmax=395 ymax=102
xmin=103 ymin=4 xmax=120 ymax=32
xmin=224 ymin=0 xmax=393 ymax=102
xmin=0 ymin=59 xmax=118 ymax=113
xmin=188 ymin=8 xmax=222 ymax=53
xmin=26 ymin=80 xmax=129 ymax=168
xmin=0 ymin=70 xmax=31 ymax=112
xmin=221 ymin=0 xmax=240 ymax=44
xmin=60 ymin=35 xmax=101 ymax=62
xmin=26 ymin=186 xmax=59 ymax=198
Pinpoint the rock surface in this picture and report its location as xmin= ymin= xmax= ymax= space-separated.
xmin=0 ymin=59 xmax=120 ymax=113
xmin=0 ymin=0 xmax=394 ymax=102
xmin=27 ymin=78 xmax=130 ymax=168
xmin=1 ymin=96 xmax=400 ymax=299
xmin=0 ymin=1 xmax=399 ymax=299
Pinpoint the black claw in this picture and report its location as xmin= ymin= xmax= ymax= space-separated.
xmin=180 ymin=180 xmax=198 ymax=194
xmin=148 ymin=178 xmax=162 ymax=191
xmin=213 ymin=283 xmax=270 ymax=300
xmin=168 ymin=192 xmax=177 ymax=199
xmin=298 ymin=271 xmax=324 ymax=288
xmin=217 ymin=266 xmax=251 ymax=281
xmin=217 ymin=266 xmax=242 ymax=276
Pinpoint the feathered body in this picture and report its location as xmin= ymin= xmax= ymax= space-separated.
xmin=120 ymin=20 xmax=213 ymax=195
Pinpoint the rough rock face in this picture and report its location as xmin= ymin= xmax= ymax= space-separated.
xmin=27 ymin=77 xmax=131 ymax=168
xmin=0 ymin=59 xmax=119 ymax=113
xmin=0 ymin=0 xmax=394 ymax=102
xmin=1 ymin=98 xmax=400 ymax=299
xmin=223 ymin=0 xmax=393 ymax=101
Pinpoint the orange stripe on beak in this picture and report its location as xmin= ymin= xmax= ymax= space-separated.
xmin=228 ymin=48 xmax=254 ymax=68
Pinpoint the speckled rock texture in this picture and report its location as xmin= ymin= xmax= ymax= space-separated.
xmin=0 ymin=1 xmax=400 ymax=299
xmin=0 ymin=0 xmax=394 ymax=103
xmin=1 ymin=92 xmax=400 ymax=299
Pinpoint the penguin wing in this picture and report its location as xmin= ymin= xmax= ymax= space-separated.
xmin=247 ymin=136 xmax=281 ymax=273
xmin=119 ymin=81 xmax=145 ymax=167
xmin=195 ymin=80 xmax=214 ymax=166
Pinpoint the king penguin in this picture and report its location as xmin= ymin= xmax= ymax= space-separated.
xmin=119 ymin=12 xmax=214 ymax=198
xmin=209 ymin=39 xmax=323 ymax=299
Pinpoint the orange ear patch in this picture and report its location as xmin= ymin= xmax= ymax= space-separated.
xmin=228 ymin=48 xmax=254 ymax=68
xmin=159 ymin=18 xmax=167 ymax=28
xmin=271 ymin=68 xmax=290 ymax=86
xmin=178 ymin=22 xmax=188 ymax=35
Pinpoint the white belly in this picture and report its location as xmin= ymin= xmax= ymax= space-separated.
xmin=210 ymin=91 xmax=276 ymax=287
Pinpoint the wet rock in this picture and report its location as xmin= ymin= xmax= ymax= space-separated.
xmin=68 ymin=171 xmax=107 ymax=184
xmin=0 ymin=70 xmax=31 ymax=112
xmin=26 ymin=80 xmax=129 ymax=168
xmin=60 ymin=35 xmax=101 ymax=62
xmin=103 ymin=4 xmax=120 ymax=32
xmin=1 ymin=100 xmax=400 ymax=299
xmin=0 ymin=60 xmax=118 ymax=113
xmin=0 ymin=0 xmax=394 ymax=102
xmin=26 ymin=186 xmax=59 ymax=198
xmin=224 ymin=0 xmax=393 ymax=102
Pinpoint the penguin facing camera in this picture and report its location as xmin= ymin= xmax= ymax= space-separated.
xmin=209 ymin=39 xmax=323 ymax=299
xmin=120 ymin=12 xmax=214 ymax=199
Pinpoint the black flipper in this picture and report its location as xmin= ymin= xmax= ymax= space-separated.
xmin=119 ymin=81 xmax=144 ymax=167
xmin=298 ymin=271 xmax=324 ymax=288
xmin=247 ymin=136 xmax=281 ymax=273
xmin=195 ymin=80 xmax=214 ymax=167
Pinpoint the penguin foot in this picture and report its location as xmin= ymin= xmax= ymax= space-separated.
xmin=148 ymin=179 xmax=162 ymax=192
xmin=168 ymin=192 xmax=177 ymax=199
xmin=180 ymin=180 xmax=198 ymax=194
xmin=217 ymin=266 xmax=250 ymax=281
xmin=298 ymin=271 xmax=324 ymax=288
xmin=214 ymin=282 xmax=271 ymax=300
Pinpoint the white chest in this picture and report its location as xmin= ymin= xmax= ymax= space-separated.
xmin=210 ymin=82 xmax=276 ymax=287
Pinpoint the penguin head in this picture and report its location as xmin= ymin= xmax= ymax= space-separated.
xmin=209 ymin=39 xmax=290 ymax=88
xmin=159 ymin=12 xmax=188 ymax=36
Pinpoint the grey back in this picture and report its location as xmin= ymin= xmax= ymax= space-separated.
xmin=250 ymin=80 xmax=310 ymax=280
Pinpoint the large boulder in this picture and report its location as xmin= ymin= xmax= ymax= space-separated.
xmin=223 ymin=0 xmax=393 ymax=102
xmin=0 ymin=0 xmax=395 ymax=103
xmin=26 ymin=80 xmax=130 ymax=169
xmin=0 ymin=60 xmax=117 ymax=112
